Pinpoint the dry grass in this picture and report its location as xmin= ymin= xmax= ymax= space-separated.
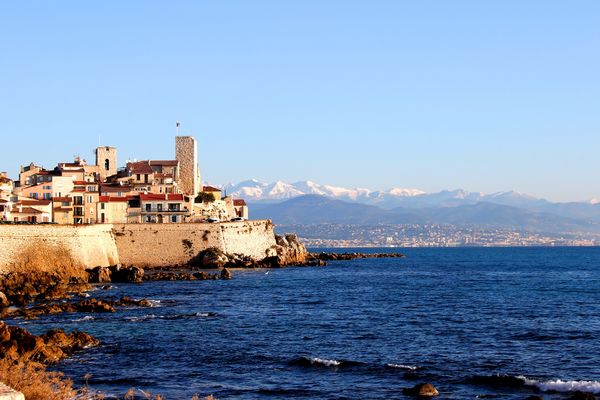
xmin=0 ymin=358 xmax=76 ymax=400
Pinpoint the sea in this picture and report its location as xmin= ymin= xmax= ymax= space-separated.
xmin=16 ymin=247 xmax=600 ymax=399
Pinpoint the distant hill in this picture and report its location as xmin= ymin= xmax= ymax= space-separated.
xmin=223 ymin=179 xmax=600 ymax=222
xmin=250 ymin=195 xmax=600 ymax=234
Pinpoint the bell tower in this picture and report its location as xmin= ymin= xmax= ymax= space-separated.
xmin=95 ymin=146 xmax=117 ymax=182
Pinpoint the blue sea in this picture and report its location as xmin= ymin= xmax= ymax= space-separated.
xmin=17 ymin=247 xmax=600 ymax=399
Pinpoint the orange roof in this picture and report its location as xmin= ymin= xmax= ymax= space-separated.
xmin=233 ymin=199 xmax=247 ymax=206
xmin=140 ymin=193 xmax=185 ymax=201
xmin=20 ymin=200 xmax=52 ymax=206
xmin=99 ymin=196 xmax=129 ymax=203
xmin=73 ymin=180 xmax=98 ymax=185
xmin=52 ymin=197 xmax=72 ymax=203
xmin=71 ymin=188 xmax=85 ymax=192
xmin=203 ymin=185 xmax=221 ymax=192
xmin=127 ymin=161 xmax=154 ymax=175
xmin=149 ymin=160 xmax=178 ymax=167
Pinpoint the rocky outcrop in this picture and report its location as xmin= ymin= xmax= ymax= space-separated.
xmin=402 ymin=383 xmax=439 ymax=397
xmin=0 ymin=271 xmax=89 ymax=308
xmin=0 ymin=322 xmax=99 ymax=364
xmin=273 ymin=234 xmax=309 ymax=266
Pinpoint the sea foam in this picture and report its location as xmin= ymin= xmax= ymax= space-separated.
xmin=520 ymin=377 xmax=600 ymax=394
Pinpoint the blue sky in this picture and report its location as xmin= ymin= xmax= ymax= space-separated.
xmin=1 ymin=1 xmax=598 ymax=202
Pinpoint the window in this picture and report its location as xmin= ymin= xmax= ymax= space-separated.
xmin=171 ymin=215 xmax=178 ymax=223
xmin=74 ymin=207 xmax=84 ymax=216
xmin=74 ymin=196 xmax=83 ymax=205
xmin=88 ymin=196 xmax=93 ymax=203
xmin=157 ymin=204 xmax=162 ymax=212
xmin=104 ymin=159 xmax=110 ymax=171
xmin=136 ymin=174 xmax=140 ymax=181
xmin=44 ymin=193 xmax=52 ymax=200
xmin=145 ymin=204 xmax=151 ymax=212
xmin=101 ymin=203 xmax=105 ymax=210
xmin=87 ymin=186 xmax=96 ymax=192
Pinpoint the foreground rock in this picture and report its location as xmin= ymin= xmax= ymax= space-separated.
xmin=0 ymin=321 xmax=99 ymax=363
xmin=402 ymin=383 xmax=439 ymax=397
xmin=0 ymin=271 xmax=89 ymax=308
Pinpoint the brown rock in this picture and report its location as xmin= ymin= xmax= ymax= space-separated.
xmin=87 ymin=266 xmax=112 ymax=283
xmin=75 ymin=299 xmax=115 ymax=313
xmin=220 ymin=268 xmax=232 ymax=280
xmin=402 ymin=383 xmax=439 ymax=397
xmin=0 ymin=291 xmax=9 ymax=308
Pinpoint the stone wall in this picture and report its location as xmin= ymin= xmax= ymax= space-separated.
xmin=113 ymin=221 xmax=277 ymax=267
xmin=0 ymin=225 xmax=119 ymax=273
xmin=0 ymin=221 xmax=278 ymax=271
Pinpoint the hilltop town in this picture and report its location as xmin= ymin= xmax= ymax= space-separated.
xmin=0 ymin=136 xmax=248 ymax=225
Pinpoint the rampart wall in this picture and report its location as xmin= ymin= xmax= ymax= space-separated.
xmin=0 ymin=221 xmax=277 ymax=271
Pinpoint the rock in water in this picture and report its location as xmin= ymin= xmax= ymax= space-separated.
xmin=402 ymin=383 xmax=439 ymax=397
xmin=87 ymin=266 xmax=112 ymax=283
xmin=110 ymin=265 xmax=144 ymax=283
xmin=0 ymin=291 xmax=9 ymax=308
xmin=220 ymin=268 xmax=232 ymax=280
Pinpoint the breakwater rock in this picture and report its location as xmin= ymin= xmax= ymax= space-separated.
xmin=0 ymin=322 xmax=99 ymax=364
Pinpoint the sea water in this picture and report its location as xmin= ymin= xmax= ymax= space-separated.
xmin=17 ymin=247 xmax=600 ymax=399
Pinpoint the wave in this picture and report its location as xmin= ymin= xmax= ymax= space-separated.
xmin=147 ymin=300 xmax=161 ymax=308
xmin=124 ymin=312 xmax=217 ymax=322
xmin=288 ymin=357 xmax=363 ymax=369
xmin=520 ymin=377 xmax=600 ymax=394
xmin=72 ymin=315 xmax=94 ymax=322
xmin=466 ymin=374 xmax=600 ymax=394
xmin=385 ymin=363 xmax=418 ymax=371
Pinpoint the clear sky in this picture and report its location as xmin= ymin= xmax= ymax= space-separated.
xmin=1 ymin=1 xmax=598 ymax=202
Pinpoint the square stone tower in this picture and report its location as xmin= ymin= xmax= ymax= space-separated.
xmin=175 ymin=136 xmax=201 ymax=195
xmin=95 ymin=146 xmax=117 ymax=182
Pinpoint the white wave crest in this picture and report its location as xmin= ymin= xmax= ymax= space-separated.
xmin=72 ymin=316 xmax=94 ymax=322
xmin=125 ymin=314 xmax=157 ymax=322
xmin=520 ymin=376 xmax=600 ymax=394
xmin=147 ymin=300 xmax=161 ymax=308
xmin=311 ymin=357 xmax=341 ymax=367
xmin=386 ymin=363 xmax=418 ymax=371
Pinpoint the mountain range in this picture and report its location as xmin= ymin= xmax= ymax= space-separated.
xmin=219 ymin=180 xmax=600 ymax=234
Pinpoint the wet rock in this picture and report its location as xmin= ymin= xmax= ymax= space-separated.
xmin=569 ymin=392 xmax=596 ymax=400
xmin=87 ymin=266 xmax=112 ymax=283
xmin=220 ymin=268 xmax=232 ymax=280
xmin=190 ymin=247 xmax=229 ymax=268
xmin=116 ymin=297 xmax=152 ymax=307
xmin=0 ymin=322 xmax=99 ymax=364
xmin=402 ymin=383 xmax=439 ymax=397
xmin=109 ymin=265 xmax=144 ymax=283
xmin=74 ymin=299 xmax=115 ymax=313
xmin=0 ymin=291 xmax=9 ymax=308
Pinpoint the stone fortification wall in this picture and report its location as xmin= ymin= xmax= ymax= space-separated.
xmin=0 ymin=221 xmax=278 ymax=271
xmin=112 ymin=220 xmax=277 ymax=268
xmin=0 ymin=225 xmax=119 ymax=273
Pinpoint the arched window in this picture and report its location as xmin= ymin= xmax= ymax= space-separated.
xmin=104 ymin=159 xmax=110 ymax=171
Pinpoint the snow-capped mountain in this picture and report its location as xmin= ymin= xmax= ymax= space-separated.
xmin=222 ymin=179 xmax=425 ymax=205
xmin=217 ymin=179 xmax=600 ymax=222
